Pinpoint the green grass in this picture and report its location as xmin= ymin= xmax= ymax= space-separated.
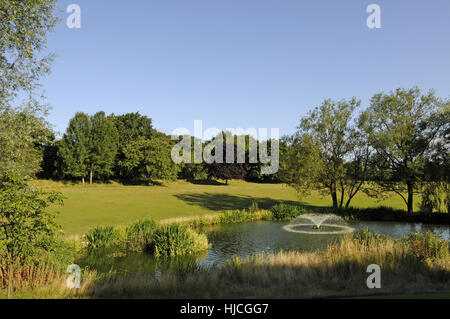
xmin=33 ymin=179 xmax=412 ymax=237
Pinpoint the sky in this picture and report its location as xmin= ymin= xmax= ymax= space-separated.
xmin=40 ymin=0 xmax=450 ymax=138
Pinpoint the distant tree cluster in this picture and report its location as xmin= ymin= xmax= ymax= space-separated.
xmin=39 ymin=112 xmax=279 ymax=185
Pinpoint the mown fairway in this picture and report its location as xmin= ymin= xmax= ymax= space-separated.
xmin=34 ymin=180 xmax=411 ymax=236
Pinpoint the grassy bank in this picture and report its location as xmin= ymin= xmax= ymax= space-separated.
xmin=3 ymin=231 xmax=449 ymax=299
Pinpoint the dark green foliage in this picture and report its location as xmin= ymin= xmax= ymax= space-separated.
xmin=88 ymin=112 xmax=119 ymax=181
xmin=151 ymin=225 xmax=209 ymax=257
xmin=125 ymin=219 xmax=158 ymax=252
xmin=336 ymin=206 xmax=450 ymax=224
xmin=118 ymin=132 xmax=180 ymax=184
xmin=58 ymin=112 xmax=91 ymax=183
xmin=58 ymin=112 xmax=119 ymax=184
xmin=270 ymin=203 xmax=302 ymax=221
xmin=85 ymin=226 xmax=120 ymax=250
xmin=111 ymin=112 xmax=154 ymax=179
xmin=204 ymin=133 xmax=247 ymax=184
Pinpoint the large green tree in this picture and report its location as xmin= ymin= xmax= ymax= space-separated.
xmin=59 ymin=112 xmax=119 ymax=184
xmin=359 ymin=88 xmax=448 ymax=213
xmin=281 ymin=98 xmax=369 ymax=209
xmin=111 ymin=112 xmax=154 ymax=179
xmin=118 ymin=133 xmax=180 ymax=185
xmin=58 ymin=112 xmax=91 ymax=185
xmin=88 ymin=112 xmax=119 ymax=183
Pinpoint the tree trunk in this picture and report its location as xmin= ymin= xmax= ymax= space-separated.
xmin=331 ymin=191 xmax=338 ymax=209
xmin=339 ymin=184 xmax=345 ymax=208
xmin=7 ymin=261 xmax=12 ymax=299
xmin=90 ymin=170 xmax=93 ymax=185
xmin=407 ymin=181 xmax=414 ymax=213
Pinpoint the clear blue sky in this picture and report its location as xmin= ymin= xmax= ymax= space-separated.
xmin=41 ymin=0 xmax=450 ymax=138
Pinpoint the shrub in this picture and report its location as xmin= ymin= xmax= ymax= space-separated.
xmin=151 ymin=225 xmax=209 ymax=257
xmin=218 ymin=210 xmax=256 ymax=224
xmin=85 ymin=226 xmax=121 ymax=250
xmin=352 ymin=228 xmax=383 ymax=246
xmin=405 ymin=232 xmax=449 ymax=261
xmin=270 ymin=203 xmax=301 ymax=221
xmin=420 ymin=182 xmax=450 ymax=213
xmin=125 ymin=219 xmax=158 ymax=252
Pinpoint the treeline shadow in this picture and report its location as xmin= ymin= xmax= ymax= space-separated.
xmin=187 ymin=179 xmax=227 ymax=186
xmin=173 ymin=192 xmax=303 ymax=211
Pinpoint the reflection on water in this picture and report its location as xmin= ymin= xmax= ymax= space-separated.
xmin=78 ymin=220 xmax=450 ymax=275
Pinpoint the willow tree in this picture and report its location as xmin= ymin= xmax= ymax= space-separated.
xmin=359 ymin=88 xmax=448 ymax=213
xmin=281 ymin=98 xmax=370 ymax=209
xmin=0 ymin=0 xmax=58 ymax=178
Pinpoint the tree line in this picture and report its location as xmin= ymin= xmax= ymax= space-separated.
xmin=38 ymin=112 xmax=281 ymax=185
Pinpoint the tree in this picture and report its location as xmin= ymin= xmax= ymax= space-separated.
xmin=0 ymin=172 xmax=63 ymax=298
xmin=111 ymin=112 xmax=154 ymax=179
xmin=359 ymin=87 xmax=448 ymax=213
xmin=58 ymin=112 xmax=119 ymax=184
xmin=177 ymin=135 xmax=209 ymax=181
xmin=88 ymin=112 xmax=119 ymax=183
xmin=0 ymin=105 xmax=54 ymax=178
xmin=0 ymin=0 xmax=58 ymax=179
xmin=119 ymin=133 xmax=180 ymax=185
xmin=204 ymin=132 xmax=247 ymax=185
xmin=0 ymin=0 xmax=58 ymax=107
xmin=58 ymin=112 xmax=91 ymax=185
xmin=281 ymin=98 xmax=369 ymax=208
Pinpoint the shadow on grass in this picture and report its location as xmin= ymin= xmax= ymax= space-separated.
xmin=187 ymin=179 xmax=227 ymax=186
xmin=173 ymin=192 xmax=308 ymax=211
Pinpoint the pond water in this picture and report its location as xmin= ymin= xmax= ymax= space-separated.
xmin=78 ymin=219 xmax=450 ymax=276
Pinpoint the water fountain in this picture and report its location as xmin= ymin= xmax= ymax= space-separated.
xmin=282 ymin=214 xmax=354 ymax=235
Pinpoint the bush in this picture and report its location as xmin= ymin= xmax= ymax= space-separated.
xmin=352 ymin=228 xmax=384 ymax=246
xmin=151 ymin=225 xmax=209 ymax=257
xmin=405 ymin=232 xmax=449 ymax=261
xmin=85 ymin=226 xmax=121 ymax=250
xmin=420 ymin=182 xmax=450 ymax=213
xmin=218 ymin=210 xmax=256 ymax=224
xmin=125 ymin=219 xmax=158 ymax=252
xmin=270 ymin=203 xmax=301 ymax=221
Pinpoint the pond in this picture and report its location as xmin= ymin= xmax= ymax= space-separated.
xmin=78 ymin=219 xmax=450 ymax=276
